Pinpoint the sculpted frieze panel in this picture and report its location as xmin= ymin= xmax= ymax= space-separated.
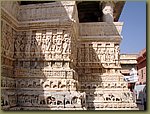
xmin=14 ymin=29 xmax=72 ymax=60
xmin=86 ymin=91 xmax=134 ymax=104
xmin=15 ymin=31 xmax=27 ymax=58
xmin=1 ymin=94 xmax=17 ymax=108
xmin=1 ymin=21 xmax=15 ymax=58
xmin=16 ymin=91 xmax=86 ymax=108
xmin=7 ymin=95 xmax=17 ymax=107
xmin=77 ymin=43 xmax=120 ymax=68
xmin=15 ymin=69 xmax=76 ymax=79
xmin=80 ymin=81 xmax=127 ymax=90
xmin=87 ymin=102 xmax=136 ymax=109
xmin=16 ymin=78 xmax=78 ymax=90
xmin=1 ymin=67 xmax=14 ymax=78
xmin=121 ymin=92 xmax=135 ymax=103
xmin=1 ymin=1 xmax=137 ymax=110
xmin=1 ymin=57 xmax=14 ymax=67
xmin=1 ymin=79 xmax=16 ymax=88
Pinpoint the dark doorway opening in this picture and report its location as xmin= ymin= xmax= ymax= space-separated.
xmin=77 ymin=1 xmax=103 ymax=23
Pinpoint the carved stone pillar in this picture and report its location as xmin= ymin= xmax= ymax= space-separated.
xmin=102 ymin=2 xmax=114 ymax=22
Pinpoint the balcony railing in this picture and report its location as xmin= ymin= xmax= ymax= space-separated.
xmin=79 ymin=22 xmax=123 ymax=37
xmin=18 ymin=1 xmax=76 ymax=22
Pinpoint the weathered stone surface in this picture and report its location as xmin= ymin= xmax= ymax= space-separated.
xmin=1 ymin=1 xmax=138 ymax=110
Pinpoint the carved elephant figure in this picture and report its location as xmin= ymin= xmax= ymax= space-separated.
xmin=52 ymin=81 xmax=58 ymax=88
xmin=60 ymin=83 xmax=66 ymax=88
xmin=103 ymin=82 xmax=109 ymax=88
xmin=27 ymin=79 xmax=33 ymax=88
xmin=9 ymin=80 xmax=15 ymax=88
xmin=32 ymin=79 xmax=40 ymax=88
xmin=40 ymin=79 xmax=44 ymax=86
xmin=76 ymin=98 xmax=81 ymax=105
xmin=111 ymin=94 xmax=122 ymax=102
xmin=71 ymin=80 xmax=77 ymax=88
xmin=42 ymin=80 xmax=50 ymax=88
xmin=71 ymin=96 xmax=78 ymax=104
xmin=103 ymin=93 xmax=121 ymax=102
xmin=81 ymin=84 xmax=86 ymax=89
xmin=58 ymin=81 xmax=62 ymax=88
xmin=38 ymin=96 xmax=46 ymax=105
xmin=116 ymin=82 xmax=122 ymax=88
xmin=103 ymin=94 xmax=111 ymax=101
xmin=17 ymin=79 xmax=26 ymax=88
xmin=110 ymin=82 xmax=116 ymax=88
xmin=79 ymin=93 xmax=86 ymax=107
xmin=122 ymin=83 xmax=128 ymax=88
xmin=122 ymin=92 xmax=134 ymax=103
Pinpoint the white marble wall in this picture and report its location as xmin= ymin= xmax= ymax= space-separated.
xmin=1 ymin=1 xmax=137 ymax=110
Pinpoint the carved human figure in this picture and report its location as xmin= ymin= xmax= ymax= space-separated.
xmin=51 ymin=34 xmax=57 ymax=51
xmin=9 ymin=39 xmax=15 ymax=57
xmin=63 ymin=34 xmax=70 ymax=54
xmin=114 ymin=45 xmax=120 ymax=66
xmin=105 ymin=49 xmax=109 ymax=61
xmin=55 ymin=62 xmax=62 ymax=68
xmin=35 ymin=33 xmax=42 ymax=41
xmin=77 ymin=98 xmax=81 ymax=104
xmin=56 ymin=34 xmax=63 ymax=52
xmin=96 ymin=48 xmax=100 ymax=60
xmin=1 ymin=33 xmax=6 ymax=53
xmin=72 ymin=80 xmax=77 ymax=88
xmin=45 ymin=62 xmax=51 ymax=69
xmin=47 ymin=97 xmax=52 ymax=104
xmin=25 ymin=40 xmax=31 ymax=57
xmin=58 ymin=81 xmax=61 ymax=88
xmin=14 ymin=39 xmax=18 ymax=52
xmin=108 ymin=49 xmax=113 ymax=62
xmin=33 ymin=61 xmax=38 ymax=69
xmin=101 ymin=48 xmax=106 ymax=61
xmin=92 ymin=51 xmax=98 ymax=62
xmin=29 ymin=79 xmax=35 ymax=88
xmin=41 ymin=39 xmax=47 ymax=54
xmin=30 ymin=38 xmax=38 ymax=57
xmin=66 ymin=80 xmax=71 ymax=91
xmin=110 ymin=48 xmax=114 ymax=61
xmin=20 ymin=39 xmax=25 ymax=58
xmin=5 ymin=34 xmax=11 ymax=53
xmin=1 ymin=26 xmax=7 ymax=55
xmin=46 ymin=35 xmax=52 ymax=51
xmin=114 ymin=45 xmax=119 ymax=60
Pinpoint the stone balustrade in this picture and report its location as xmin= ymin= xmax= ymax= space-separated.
xmin=18 ymin=1 xmax=76 ymax=22
xmin=79 ymin=22 xmax=123 ymax=37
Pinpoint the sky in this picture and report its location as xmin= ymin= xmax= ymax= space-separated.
xmin=119 ymin=1 xmax=146 ymax=54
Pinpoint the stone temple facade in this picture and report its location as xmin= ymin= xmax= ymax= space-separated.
xmin=1 ymin=1 xmax=138 ymax=110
